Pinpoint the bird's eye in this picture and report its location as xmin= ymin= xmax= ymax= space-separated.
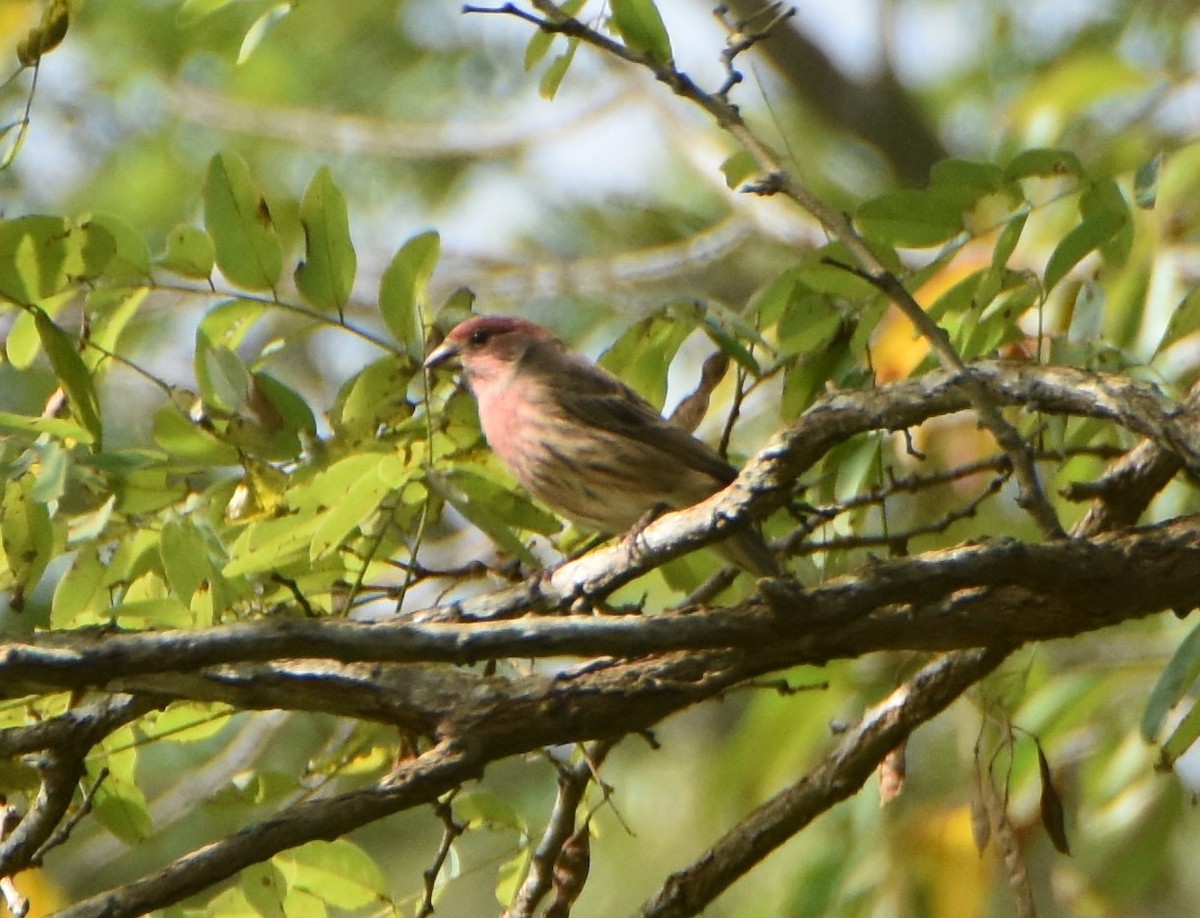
xmin=468 ymin=329 xmax=491 ymax=346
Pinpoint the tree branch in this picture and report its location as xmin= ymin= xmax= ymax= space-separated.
xmin=5 ymin=363 xmax=1198 ymax=915
xmin=2 ymin=517 xmax=1199 ymax=716
xmin=637 ymin=645 xmax=1010 ymax=916
xmin=0 ymin=695 xmax=160 ymax=878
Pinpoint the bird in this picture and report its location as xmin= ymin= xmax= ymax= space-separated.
xmin=423 ymin=314 xmax=778 ymax=576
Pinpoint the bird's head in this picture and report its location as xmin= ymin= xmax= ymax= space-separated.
xmin=424 ymin=315 xmax=557 ymax=383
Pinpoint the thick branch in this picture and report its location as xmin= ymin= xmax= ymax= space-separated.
xmin=3 ymin=517 xmax=1197 ymax=714
xmin=1068 ymin=380 xmax=1200 ymax=536
xmin=0 ymin=695 xmax=159 ymax=878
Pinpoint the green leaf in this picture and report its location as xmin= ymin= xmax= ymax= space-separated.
xmin=927 ymin=270 xmax=983 ymax=322
xmin=445 ymin=465 xmax=560 ymax=535
xmin=177 ymin=0 xmax=237 ymax=26
xmin=781 ymin=321 xmax=853 ymax=419
xmin=160 ymin=517 xmax=212 ymax=604
xmin=89 ymin=213 xmax=151 ymax=282
xmin=720 ymin=151 xmax=758 ymax=190
xmin=294 ymin=166 xmax=356 ymax=317
xmin=749 ymin=267 xmax=802 ymax=328
xmin=425 ymin=468 xmax=540 ymax=565
xmin=610 ymin=0 xmax=673 ymax=64
xmin=930 ymin=158 xmax=1005 ymax=194
xmin=4 ymin=309 xmax=40 ymax=368
xmin=93 ymin=776 xmax=152 ymax=843
xmin=1003 ymin=147 xmax=1085 ymax=181
xmin=1043 ymin=208 xmax=1127 ymax=292
xmin=151 ymin=402 xmax=240 ymax=465
xmin=598 ymin=311 xmax=690 ymax=408
xmin=1068 ymin=281 xmax=1105 ymax=343
xmin=675 ymin=299 xmax=769 ymax=372
xmin=524 ymin=25 xmax=555 ymax=71
xmin=456 ymin=792 xmax=528 ymax=833
xmin=1081 ymin=179 xmax=1133 ymax=266
xmin=241 ymin=861 xmax=289 ymax=918
xmin=161 ymin=223 xmax=215 ymax=278
xmin=203 ymin=151 xmax=282 ymax=291
xmin=35 ymin=311 xmax=104 ymax=448
xmin=956 ymin=285 xmax=1035 ymax=359
xmin=85 ymin=287 xmax=150 ymax=373
xmin=276 ymin=840 xmax=388 ymax=910
xmin=223 ymin=509 xmax=323 ymax=577
xmin=1159 ymin=698 xmax=1200 ymax=771
xmin=990 ymin=213 xmax=1029 ymax=272
xmin=496 ymin=849 xmax=530 ymax=909
xmin=197 ymin=342 xmax=254 ymax=414
xmin=539 ymin=38 xmax=579 ymax=100
xmin=199 ymin=298 xmax=269 ymax=351
xmin=525 ymin=0 xmax=585 ymax=72
xmin=52 ymin=546 xmax=111 ymax=626
xmin=332 ymin=357 xmax=417 ymax=437
xmin=143 ymin=702 xmax=232 ymax=744
xmin=0 ymin=216 xmax=115 ymax=304
xmin=1142 ymin=621 xmax=1200 ymax=741
xmin=776 ymin=291 xmax=844 ymax=356
xmin=1134 ymin=151 xmax=1164 ymax=210
xmin=379 ymin=230 xmax=439 ymax=353
xmin=244 ymin=372 xmax=317 ymax=459
xmin=0 ymin=409 xmax=93 ymax=444
xmin=1 ymin=476 xmax=56 ymax=601
xmin=1155 ymin=289 xmax=1200 ymax=356
xmin=92 ymin=745 xmax=152 ymax=844
xmin=31 ymin=440 xmax=69 ymax=503
xmin=309 ymin=454 xmax=408 ymax=562
xmin=237 ymin=2 xmax=292 ymax=65
xmin=855 ymin=189 xmax=968 ymax=247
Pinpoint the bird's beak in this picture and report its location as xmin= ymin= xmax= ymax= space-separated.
xmin=423 ymin=340 xmax=460 ymax=370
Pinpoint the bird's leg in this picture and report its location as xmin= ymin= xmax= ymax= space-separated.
xmin=623 ymin=501 xmax=673 ymax=561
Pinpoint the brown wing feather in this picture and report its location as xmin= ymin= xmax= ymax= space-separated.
xmin=525 ymin=342 xmax=737 ymax=487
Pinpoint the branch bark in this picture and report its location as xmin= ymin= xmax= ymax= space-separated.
xmin=3 ymin=517 xmax=1198 ymax=718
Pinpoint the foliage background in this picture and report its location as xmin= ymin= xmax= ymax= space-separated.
xmin=2 ymin=0 xmax=1200 ymax=916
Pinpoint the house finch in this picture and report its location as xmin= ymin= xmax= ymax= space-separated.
xmin=424 ymin=315 xmax=778 ymax=576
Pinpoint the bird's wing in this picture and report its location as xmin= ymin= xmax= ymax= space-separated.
xmin=541 ymin=346 xmax=738 ymax=487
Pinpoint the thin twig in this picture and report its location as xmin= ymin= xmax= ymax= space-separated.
xmin=30 ymin=767 xmax=108 ymax=864
xmin=418 ymin=789 xmax=464 ymax=918
xmin=789 ymin=471 xmax=1007 ymax=555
